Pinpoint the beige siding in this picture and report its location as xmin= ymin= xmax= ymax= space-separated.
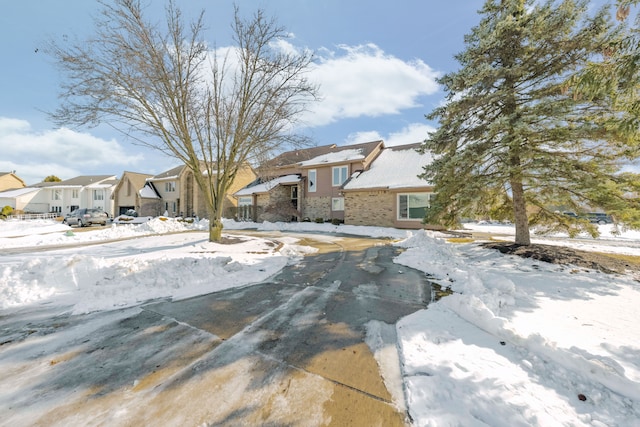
xmin=0 ymin=175 xmax=25 ymax=192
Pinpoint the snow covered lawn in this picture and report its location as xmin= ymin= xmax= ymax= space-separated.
xmin=1 ymin=217 xmax=639 ymax=426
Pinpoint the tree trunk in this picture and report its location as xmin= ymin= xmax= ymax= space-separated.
xmin=511 ymin=177 xmax=531 ymax=245
xmin=209 ymin=216 xmax=223 ymax=242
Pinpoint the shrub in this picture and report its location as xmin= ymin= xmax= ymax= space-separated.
xmin=331 ymin=218 xmax=342 ymax=225
xmin=315 ymin=217 xmax=324 ymax=223
xmin=0 ymin=205 xmax=13 ymax=219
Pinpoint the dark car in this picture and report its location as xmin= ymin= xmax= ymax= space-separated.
xmin=63 ymin=208 xmax=109 ymax=227
xmin=585 ymin=212 xmax=613 ymax=225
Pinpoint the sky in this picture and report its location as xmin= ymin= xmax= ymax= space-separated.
xmin=1 ymin=218 xmax=639 ymax=424
xmin=0 ymin=1 xmax=622 ymax=186
xmin=0 ymin=1 xmax=489 ymax=185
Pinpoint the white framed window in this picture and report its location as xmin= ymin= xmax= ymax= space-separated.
xmin=398 ymin=193 xmax=431 ymax=220
xmin=332 ymin=166 xmax=348 ymax=187
xmin=93 ymin=190 xmax=104 ymax=201
xmin=238 ymin=196 xmax=252 ymax=206
xmin=72 ymin=189 xmax=79 ymax=199
xmin=165 ymin=181 xmax=176 ymax=192
xmin=308 ymin=170 xmax=317 ymax=193
xmin=331 ymin=197 xmax=344 ymax=211
xmin=52 ymin=190 xmax=61 ymax=200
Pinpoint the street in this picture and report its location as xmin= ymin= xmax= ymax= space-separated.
xmin=1 ymin=232 xmax=431 ymax=426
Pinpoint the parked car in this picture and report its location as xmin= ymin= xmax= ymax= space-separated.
xmin=585 ymin=212 xmax=613 ymax=225
xmin=63 ymin=208 xmax=109 ymax=227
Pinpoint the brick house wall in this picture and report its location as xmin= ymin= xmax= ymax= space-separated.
xmin=304 ymin=196 xmax=332 ymax=221
xmin=344 ymin=191 xmax=395 ymax=227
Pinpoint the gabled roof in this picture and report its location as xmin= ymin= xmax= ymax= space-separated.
xmin=150 ymin=165 xmax=185 ymax=180
xmin=263 ymin=144 xmax=338 ymax=169
xmin=31 ymin=175 xmax=118 ymax=188
xmin=140 ymin=182 xmax=161 ymax=199
xmin=235 ymin=174 xmax=301 ymax=196
xmin=297 ymin=140 xmax=383 ymax=168
xmin=0 ymin=172 xmax=26 ymax=188
xmin=119 ymin=171 xmax=154 ymax=190
xmin=343 ymin=143 xmax=434 ymax=191
xmin=261 ymin=140 xmax=384 ymax=170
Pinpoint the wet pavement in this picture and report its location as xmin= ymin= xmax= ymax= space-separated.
xmin=0 ymin=233 xmax=431 ymax=426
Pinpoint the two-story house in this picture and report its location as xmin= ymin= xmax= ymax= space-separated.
xmin=235 ymin=140 xmax=385 ymax=222
xmin=29 ymin=175 xmax=118 ymax=216
xmin=234 ymin=141 xmax=436 ymax=229
xmin=112 ymin=171 xmax=154 ymax=216
xmin=139 ymin=163 xmax=257 ymax=218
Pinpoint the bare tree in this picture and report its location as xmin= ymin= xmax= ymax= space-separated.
xmin=46 ymin=0 xmax=317 ymax=241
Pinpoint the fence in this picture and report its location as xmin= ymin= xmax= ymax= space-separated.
xmin=8 ymin=212 xmax=60 ymax=221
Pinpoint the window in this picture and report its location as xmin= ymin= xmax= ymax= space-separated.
xmin=308 ymin=170 xmax=317 ymax=193
xmin=93 ymin=190 xmax=104 ymax=201
xmin=332 ymin=197 xmax=344 ymax=211
xmin=291 ymin=186 xmax=298 ymax=209
xmin=52 ymin=190 xmax=61 ymax=200
xmin=238 ymin=197 xmax=252 ymax=206
xmin=398 ymin=193 xmax=431 ymax=220
xmin=72 ymin=189 xmax=79 ymax=199
xmin=332 ymin=166 xmax=348 ymax=187
xmin=165 ymin=181 xmax=176 ymax=192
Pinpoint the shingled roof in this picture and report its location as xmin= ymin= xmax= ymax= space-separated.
xmin=263 ymin=140 xmax=383 ymax=169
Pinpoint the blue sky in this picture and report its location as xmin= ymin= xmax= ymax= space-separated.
xmin=0 ymin=1 xmax=609 ymax=185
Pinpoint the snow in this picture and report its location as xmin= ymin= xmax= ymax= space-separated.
xmin=344 ymin=145 xmax=434 ymax=190
xmin=234 ymin=174 xmax=301 ymax=196
xmin=297 ymin=148 xmax=364 ymax=166
xmin=1 ymin=217 xmax=640 ymax=425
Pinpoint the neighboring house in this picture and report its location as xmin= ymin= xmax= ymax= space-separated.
xmin=0 ymin=187 xmax=43 ymax=212
xmin=140 ymin=164 xmax=257 ymax=218
xmin=0 ymin=172 xmax=26 ymax=192
xmin=235 ymin=140 xmax=385 ymax=222
xmin=234 ymin=174 xmax=301 ymax=222
xmin=112 ymin=171 xmax=154 ymax=215
xmin=342 ymin=143 xmax=436 ymax=229
xmin=29 ymin=175 xmax=119 ymax=216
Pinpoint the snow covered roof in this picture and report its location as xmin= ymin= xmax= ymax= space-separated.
xmin=298 ymin=149 xmax=365 ymax=167
xmin=235 ymin=174 xmax=300 ymax=196
xmin=139 ymin=183 xmax=161 ymax=199
xmin=343 ymin=143 xmax=434 ymax=191
xmin=0 ymin=187 xmax=40 ymax=198
xmin=263 ymin=140 xmax=383 ymax=169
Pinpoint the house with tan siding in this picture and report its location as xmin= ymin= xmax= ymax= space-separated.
xmin=140 ymin=164 xmax=257 ymax=218
xmin=0 ymin=172 xmax=26 ymax=192
xmin=112 ymin=171 xmax=154 ymax=216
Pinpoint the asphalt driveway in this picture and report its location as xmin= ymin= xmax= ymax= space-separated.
xmin=0 ymin=233 xmax=431 ymax=426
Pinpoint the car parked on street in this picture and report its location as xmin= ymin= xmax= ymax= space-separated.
xmin=585 ymin=212 xmax=613 ymax=225
xmin=62 ymin=208 xmax=109 ymax=227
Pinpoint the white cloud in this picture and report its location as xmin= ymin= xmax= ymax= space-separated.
xmin=385 ymin=123 xmax=436 ymax=146
xmin=344 ymin=122 xmax=436 ymax=147
xmin=0 ymin=117 xmax=143 ymax=185
xmin=306 ymin=44 xmax=441 ymax=127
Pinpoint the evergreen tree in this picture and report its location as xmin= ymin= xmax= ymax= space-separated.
xmin=422 ymin=0 xmax=640 ymax=245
